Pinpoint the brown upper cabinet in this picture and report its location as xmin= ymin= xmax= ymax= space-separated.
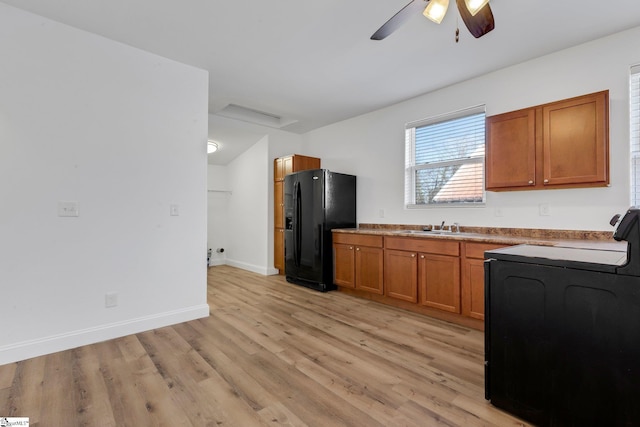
xmin=486 ymin=90 xmax=609 ymax=191
xmin=274 ymin=155 xmax=320 ymax=182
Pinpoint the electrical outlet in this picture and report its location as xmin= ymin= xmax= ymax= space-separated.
xmin=58 ymin=201 xmax=79 ymax=217
xmin=105 ymin=292 xmax=118 ymax=308
xmin=379 ymin=209 xmax=385 ymax=218
xmin=170 ymin=204 xmax=179 ymax=216
xmin=494 ymin=207 xmax=504 ymax=217
xmin=539 ymin=203 xmax=550 ymax=216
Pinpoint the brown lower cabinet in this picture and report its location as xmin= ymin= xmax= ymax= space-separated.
xmin=461 ymin=242 xmax=510 ymax=320
xmin=384 ymin=248 xmax=461 ymax=312
xmin=384 ymin=249 xmax=418 ymax=302
xmin=419 ymin=253 xmax=461 ymax=313
xmin=333 ymin=233 xmax=384 ymax=294
xmin=461 ymin=258 xmax=486 ymax=320
xmin=333 ymin=232 xmax=510 ymax=329
xmin=385 ymin=236 xmax=461 ymax=312
xmin=274 ymin=228 xmax=285 ymax=273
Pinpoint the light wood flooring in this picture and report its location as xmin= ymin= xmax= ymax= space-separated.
xmin=0 ymin=265 xmax=530 ymax=426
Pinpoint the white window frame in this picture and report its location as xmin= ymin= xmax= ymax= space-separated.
xmin=631 ymin=65 xmax=640 ymax=206
xmin=405 ymin=105 xmax=486 ymax=208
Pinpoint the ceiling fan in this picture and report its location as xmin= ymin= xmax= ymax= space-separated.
xmin=371 ymin=0 xmax=495 ymax=41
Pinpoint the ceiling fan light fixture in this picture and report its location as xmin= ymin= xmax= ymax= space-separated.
xmin=207 ymin=140 xmax=219 ymax=154
xmin=423 ymin=0 xmax=449 ymax=24
xmin=464 ymin=0 xmax=489 ymax=16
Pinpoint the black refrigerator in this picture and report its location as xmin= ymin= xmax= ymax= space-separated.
xmin=284 ymin=169 xmax=356 ymax=292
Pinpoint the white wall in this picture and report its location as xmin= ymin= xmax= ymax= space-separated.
xmin=224 ymin=136 xmax=272 ymax=273
xmin=0 ymin=4 xmax=209 ymax=364
xmin=207 ymin=165 xmax=230 ymax=266
xmin=301 ymin=26 xmax=640 ymax=232
xmin=208 ymin=115 xmax=304 ymax=274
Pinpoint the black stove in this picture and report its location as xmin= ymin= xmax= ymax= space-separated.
xmin=484 ymin=208 xmax=640 ymax=427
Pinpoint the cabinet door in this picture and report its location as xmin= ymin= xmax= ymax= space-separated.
xmin=274 ymin=228 xmax=285 ymax=272
xmin=333 ymin=243 xmax=355 ymax=288
xmin=282 ymin=156 xmax=294 ymax=177
xmin=384 ymin=249 xmax=418 ymax=302
xmin=355 ymin=246 xmax=384 ymax=294
xmin=418 ymin=253 xmax=461 ymax=313
xmin=292 ymin=155 xmax=321 ymax=172
xmin=462 ymin=258 xmax=486 ymax=320
xmin=542 ymin=91 xmax=608 ymax=186
xmin=462 ymin=242 xmax=508 ymax=320
xmin=274 ymin=157 xmax=285 ymax=181
xmin=486 ymin=108 xmax=537 ymax=190
xmin=274 ymin=180 xmax=284 ymax=229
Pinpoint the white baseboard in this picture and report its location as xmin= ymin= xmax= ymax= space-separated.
xmin=265 ymin=267 xmax=280 ymax=275
xmin=0 ymin=304 xmax=210 ymax=365
xmin=225 ymin=259 xmax=278 ymax=276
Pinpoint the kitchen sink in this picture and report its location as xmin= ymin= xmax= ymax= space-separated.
xmin=396 ymin=229 xmax=450 ymax=235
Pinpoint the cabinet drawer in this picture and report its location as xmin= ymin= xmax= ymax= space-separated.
xmin=385 ymin=237 xmax=459 ymax=256
xmin=333 ymin=233 xmax=383 ymax=248
xmin=464 ymin=242 xmax=509 ymax=259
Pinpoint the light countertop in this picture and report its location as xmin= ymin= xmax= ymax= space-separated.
xmin=333 ymin=226 xmax=626 ymax=252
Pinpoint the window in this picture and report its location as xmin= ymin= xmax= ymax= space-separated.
xmin=631 ymin=65 xmax=640 ymax=205
xmin=405 ymin=105 xmax=486 ymax=207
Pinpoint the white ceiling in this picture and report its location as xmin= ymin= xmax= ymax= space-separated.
xmin=3 ymin=0 xmax=640 ymax=165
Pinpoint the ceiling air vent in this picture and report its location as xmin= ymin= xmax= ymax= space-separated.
xmin=216 ymin=104 xmax=297 ymax=129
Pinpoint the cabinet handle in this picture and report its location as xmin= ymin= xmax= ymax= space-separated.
xmin=349 ymin=246 xmax=353 ymax=250
xmin=356 ymin=247 xmax=360 ymax=251
xmin=528 ymin=180 xmax=534 ymax=185
xmin=411 ymin=254 xmax=416 ymax=258
xmin=543 ymin=179 xmax=549 ymax=184
xmin=420 ymin=255 xmax=425 ymax=259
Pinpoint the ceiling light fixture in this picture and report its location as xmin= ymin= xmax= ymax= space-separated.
xmin=371 ymin=0 xmax=494 ymax=41
xmin=423 ymin=0 xmax=449 ymax=24
xmin=464 ymin=0 xmax=490 ymax=16
xmin=207 ymin=140 xmax=218 ymax=154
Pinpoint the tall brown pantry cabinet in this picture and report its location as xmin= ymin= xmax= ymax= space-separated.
xmin=273 ymin=154 xmax=320 ymax=274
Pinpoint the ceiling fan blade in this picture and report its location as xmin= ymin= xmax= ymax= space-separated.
xmin=371 ymin=0 xmax=427 ymax=40
xmin=455 ymin=0 xmax=494 ymax=38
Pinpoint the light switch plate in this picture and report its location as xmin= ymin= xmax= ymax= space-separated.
xmin=105 ymin=292 xmax=118 ymax=308
xmin=58 ymin=201 xmax=79 ymax=217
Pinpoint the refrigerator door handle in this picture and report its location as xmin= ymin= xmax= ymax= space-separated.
xmin=293 ymin=181 xmax=302 ymax=267
xmin=292 ymin=181 xmax=297 ymax=266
